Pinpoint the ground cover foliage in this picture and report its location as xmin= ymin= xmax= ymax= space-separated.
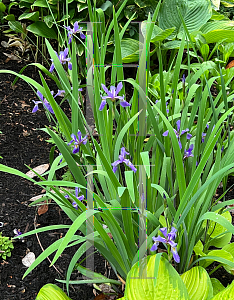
xmin=2 ymin=0 xmax=234 ymax=299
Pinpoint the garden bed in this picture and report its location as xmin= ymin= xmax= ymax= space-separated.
xmin=0 ymin=47 xmax=108 ymax=300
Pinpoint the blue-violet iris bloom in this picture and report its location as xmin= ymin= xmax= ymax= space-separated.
xmin=32 ymin=91 xmax=54 ymax=114
xmin=64 ymin=21 xmax=86 ymax=44
xmin=72 ymin=187 xmax=84 ymax=209
xmin=68 ymin=131 xmax=87 ymax=154
xmin=99 ymin=82 xmax=130 ymax=111
xmin=184 ymin=144 xmax=194 ymax=159
xmin=151 ymin=227 xmax=180 ymax=263
xmin=49 ymin=48 xmax=72 ymax=72
xmin=14 ymin=229 xmax=22 ymax=238
xmin=162 ymin=120 xmax=192 ymax=149
xmin=112 ymin=147 xmax=137 ymax=173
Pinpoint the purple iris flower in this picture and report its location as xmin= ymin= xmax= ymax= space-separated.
xmin=68 ymin=131 xmax=87 ymax=154
xmin=182 ymin=74 xmax=186 ymax=85
xmin=49 ymin=48 xmax=72 ymax=72
xmin=99 ymin=82 xmax=130 ymax=111
xmin=151 ymin=227 xmax=180 ymax=263
xmin=64 ymin=21 xmax=86 ymax=44
xmin=184 ymin=144 xmax=194 ymax=159
xmin=112 ymin=147 xmax=137 ymax=173
xmin=54 ymin=87 xmax=82 ymax=98
xmin=162 ymin=120 xmax=192 ymax=149
xmin=32 ymin=91 xmax=54 ymax=114
xmin=13 ymin=229 xmax=22 ymax=238
xmin=72 ymin=187 xmax=84 ymax=209
xmin=201 ymin=132 xmax=206 ymax=143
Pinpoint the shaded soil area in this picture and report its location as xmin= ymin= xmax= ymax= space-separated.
xmin=0 ymin=45 xmax=112 ymax=300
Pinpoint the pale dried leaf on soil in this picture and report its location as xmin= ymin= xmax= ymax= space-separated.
xmin=25 ymin=163 xmax=49 ymax=178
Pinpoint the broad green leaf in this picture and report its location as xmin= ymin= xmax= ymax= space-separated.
xmin=203 ymin=30 xmax=234 ymax=43
xmin=200 ymin=20 xmax=234 ymax=33
xmin=36 ymin=283 xmax=72 ymax=300
xmin=27 ymin=22 xmax=57 ymax=40
xmin=32 ymin=0 xmax=49 ymax=7
xmin=121 ymin=38 xmax=141 ymax=63
xmin=212 ymin=280 xmax=234 ymax=299
xmin=201 ymin=249 xmax=234 ymax=269
xmin=100 ymin=0 xmax=112 ymax=11
xmin=222 ymin=243 xmax=234 ymax=274
xmin=141 ymin=22 xmax=175 ymax=42
xmin=193 ymin=240 xmax=205 ymax=256
xmin=181 ymin=266 xmax=213 ymax=300
xmin=158 ymin=0 xmax=212 ymax=38
xmin=8 ymin=21 xmax=25 ymax=34
xmin=123 ymin=254 xmax=190 ymax=300
xmin=210 ymin=278 xmax=225 ymax=296
xmin=0 ymin=2 xmax=6 ymax=12
xmin=202 ymin=209 xmax=232 ymax=248
xmin=44 ymin=15 xmax=54 ymax=28
xmin=18 ymin=11 xmax=39 ymax=21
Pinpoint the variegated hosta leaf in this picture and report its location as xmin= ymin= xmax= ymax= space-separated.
xmin=211 ymin=280 xmax=234 ymax=299
xmin=123 ymin=254 xmax=190 ymax=300
xmin=221 ymin=0 xmax=234 ymax=7
xmin=211 ymin=0 xmax=220 ymax=10
xmin=181 ymin=266 xmax=213 ymax=300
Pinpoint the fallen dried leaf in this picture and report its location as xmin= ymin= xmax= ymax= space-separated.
xmin=226 ymin=60 xmax=234 ymax=69
xmin=29 ymin=194 xmax=45 ymax=202
xmin=37 ymin=201 xmax=48 ymax=216
xmin=3 ymin=52 xmax=20 ymax=61
xmin=25 ymin=163 xmax=49 ymax=178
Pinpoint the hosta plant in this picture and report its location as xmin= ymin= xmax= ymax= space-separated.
xmin=119 ymin=254 xmax=234 ymax=300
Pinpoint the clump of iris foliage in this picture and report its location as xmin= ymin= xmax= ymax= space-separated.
xmin=2 ymin=0 xmax=234 ymax=299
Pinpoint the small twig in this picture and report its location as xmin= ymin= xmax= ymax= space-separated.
xmin=33 ymin=214 xmax=63 ymax=277
xmin=33 ymin=213 xmax=76 ymax=292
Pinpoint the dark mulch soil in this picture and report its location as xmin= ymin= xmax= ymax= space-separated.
xmin=0 ymin=45 xmax=117 ymax=300
xmin=1 ymin=38 xmax=234 ymax=300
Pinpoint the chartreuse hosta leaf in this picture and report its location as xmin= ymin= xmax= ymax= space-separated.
xmin=202 ymin=209 xmax=232 ymax=248
xmin=212 ymin=280 xmax=234 ymax=299
xmin=181 ymin=266 xmax=213 ymax=300
xmin=120 ymin=254 xmax=190 ymax=300
xmin=210 ymin=278 xmax=225 ymax=296
xmin=200 ymin=249 xmax=234 ymax=269
xmin=222 ymin=243 xmax=234 ymax=274
xmin=36 ymin=283 xmax=72 ymax=300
